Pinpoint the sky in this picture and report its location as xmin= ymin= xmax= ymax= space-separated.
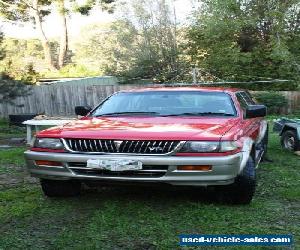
xmin=0 ymin=0 xmax=197 ymax=39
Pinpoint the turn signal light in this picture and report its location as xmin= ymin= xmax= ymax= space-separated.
xmin=177 ymin=165 xmax=212 ymax=171
xmin=35 ymin=160 xmax=62 ymax=166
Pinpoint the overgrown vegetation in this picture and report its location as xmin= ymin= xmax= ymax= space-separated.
xmin=186 ymin=0 xmax=300 ymax=89
xmin=0 ymin=0 xmax=116 ymax=71
xmin=0 ymin=78 xmax=31 ymax=104
xmin=66 ymin=0 xmax=184 ymax=83
xmin=0 ymin=119 xmax=299 ymax=249
xmin=0 ymin=119 xmax=26 ymax=139
xmin=1 ymin=0 xmax=299 ymax=87
xmin=253 ymin=92 xmax=288 ymax=114
xmin=0 ymin=38 xmax=43 ymax=83
xmin=0 ymin=33 xmax=32 ymax=104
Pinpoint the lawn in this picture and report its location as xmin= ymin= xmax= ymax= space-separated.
xmin=0 ymin=121 xmax=299 ymax=250
xmin=0 ymin=119 xmax=26 ymax=140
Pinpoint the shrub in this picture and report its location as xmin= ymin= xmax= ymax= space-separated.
xmin=253 ymin=92 xmax=288 ymax=114
xmin=0 ymin=75 xmax=32 ymax=104
xmin=1 ymin=61 xmax=40 ymax=84
xmin=43 ymin=64 xmax=100 ymax=78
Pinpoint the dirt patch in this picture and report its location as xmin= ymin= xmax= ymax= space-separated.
xmin=0 ymin=164 xmax=38 ymax=189
xmin=0 ymin=145 xmax=13 ymax=149
xmin=0 ymin=174 xmax=38 ymax=188
xmin=0 ymin=138 xmax=26 ymax=147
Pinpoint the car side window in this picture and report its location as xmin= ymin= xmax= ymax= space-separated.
xmin=242 ymin=91 xmax=256 ymax=105
xmin=236 ymin=92 xmax=248 ymax=110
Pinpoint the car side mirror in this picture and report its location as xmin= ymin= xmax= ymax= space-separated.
xmin=75 ymin=106 xmax=92 ymax=116
xmin=245 ymin=105 xmax=267 ymax=119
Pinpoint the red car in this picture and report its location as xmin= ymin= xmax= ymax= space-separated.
xmin=24 ymin=87 xmax=268 ymax=204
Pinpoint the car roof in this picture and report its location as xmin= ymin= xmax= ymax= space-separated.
xmin=118 ymin=86 xmax=241 ymax=93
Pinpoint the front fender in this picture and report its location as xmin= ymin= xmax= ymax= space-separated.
xmin=238 ymin=137 xmax=254 ymax=174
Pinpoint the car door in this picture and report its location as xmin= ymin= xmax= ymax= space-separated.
xmin=236 ymin=91 xmax=262 ymax=142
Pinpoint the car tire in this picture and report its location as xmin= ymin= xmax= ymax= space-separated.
xmin=40 ymin=179 xmax=81 ymax=197
xmin=219 ymin=156 xmax=256 ymax=205
xmin=281 ymin=130 xmax=299 ymax=152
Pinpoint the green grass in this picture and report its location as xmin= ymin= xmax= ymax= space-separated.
xmin=0 ymin=131 xmax=299 ymax=249
xmin=0 ymin=119 xmax=26 ymax=139
xmin=0 ymin=147 xmax=26 ymax=174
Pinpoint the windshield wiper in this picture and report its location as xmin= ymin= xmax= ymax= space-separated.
xmin=162 ymin=112 xmax=235 ymax=117
xmin=95 ymin=111 xmax=159 ymax=117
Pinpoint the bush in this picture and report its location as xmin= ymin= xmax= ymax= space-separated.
xmin=253 ymin=92 xmax=288 ymax=114
xmin=0 ymin=76 xmax=32 ymax=105
xmin=43 ymin=64 xmax=100 ymax=78
xmin=1 ymin=61 xmax=40 ymax=84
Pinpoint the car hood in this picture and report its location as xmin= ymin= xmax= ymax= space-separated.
xmin=37 ymin=116 xmax=240 ymax=141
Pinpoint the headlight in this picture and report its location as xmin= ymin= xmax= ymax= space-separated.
xmin=180 ymin=141 xmax=239 ymax=153
xmin=180 ymin=141 xmax=220 ymax=152
xmin=33 ymin=138 xmax=64 ymax=149
xmin=219 ymin=141 xmax=239 ymax=152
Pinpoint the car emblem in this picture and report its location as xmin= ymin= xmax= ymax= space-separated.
xmin=149 ymin=147 xmax=163 ymax=153
xmin=114 ymin=140 xmax=123 ymax=152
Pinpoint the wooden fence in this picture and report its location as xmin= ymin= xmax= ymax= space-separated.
xmin=277 ymin=91 xmax=300 ymax=114
xmin=0 ymin=83 xmax=299 ymax=117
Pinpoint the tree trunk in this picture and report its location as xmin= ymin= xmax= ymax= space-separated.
xmin=32 ymin=0 xmax=57 ymax=71
xmin=57 ymin=0 xmax=68 ymax=69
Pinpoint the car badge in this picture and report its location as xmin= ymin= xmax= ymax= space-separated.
xmin=114 ymin=140 xmax=123 ymax=152
xmin=149 ymin=147 xmax=163 ymax=153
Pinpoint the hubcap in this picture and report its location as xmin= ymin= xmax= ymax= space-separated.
xmin=284 ymin=135 xmax=295 ymax=150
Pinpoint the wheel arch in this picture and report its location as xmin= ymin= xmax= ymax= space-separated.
xmin=280 ymin=124 xmax=300 ymax=140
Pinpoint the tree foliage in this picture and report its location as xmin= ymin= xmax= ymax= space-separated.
xmin=0 ymin=78 xmax=32 ymax=104
xmin=1 ymin=0 xmax=300 ymax=90
xmin=0 ymin=38 xmax=42 ymax=83
xmin=74 ymin=0 xmax=188 ymax=83
xmin=0 ymin=32 xmax=31 ymax=104
xmin=74 ymin=21 xmax=136 ymax=75
xmin=186 ymin=0 xmax=300 ymax=89
xmin=0 ymin=0 xmax=115 ymax=71
xmin=253 ymin=91 xmax=288 ymax=114
xmin=0 ymin=31 xmax=5 ymax=60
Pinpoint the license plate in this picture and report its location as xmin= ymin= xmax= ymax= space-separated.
xmin=87 ymin=159 xmax=142 ymax=171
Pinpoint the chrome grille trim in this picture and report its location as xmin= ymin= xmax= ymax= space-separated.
xmin=62 ymin=139 xmax=185 ymax=155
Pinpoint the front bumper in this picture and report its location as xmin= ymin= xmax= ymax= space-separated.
xmin=24 ymin=151 xmax=245 ymax=186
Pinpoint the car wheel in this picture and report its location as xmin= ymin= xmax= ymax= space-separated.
xmin=219 ymin=156 xmax=256 ymax=205
xmin=40 ymin=179 xmax=81 ymax=197
xmin=281 ymin=130 xmax=299 ymax=152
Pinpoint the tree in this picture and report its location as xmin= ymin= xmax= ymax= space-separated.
xmin=73 ymin=21 xmax=138 ymax=74
xmin=74 ymin=0 xmax=187 ymax=82
xmin=0 ymin=31 xmax=5 ymax=60
xmin=125 ymin=0 xmax=182 ymax=82
xmin=0 ymin=0 xmax=115 ymax=71
xmin=0 ymin=37 xmax=43 ymax=83
xmin=0 ymin=78 xmax=32 ymax=104
xmin=186 ymin=0 xmax=300 ymax=89
xmin=0 ymin=31 xmax=31 ymax=104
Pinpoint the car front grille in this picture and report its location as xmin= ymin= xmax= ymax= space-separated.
xmin=63 ymin=139 xmax=181 ymax=154
xmin=67 ymin=162 xmax=168 ymax=178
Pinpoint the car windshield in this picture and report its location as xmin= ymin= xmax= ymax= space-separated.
xmin=91 ymin=91 xmax=237 ymax=117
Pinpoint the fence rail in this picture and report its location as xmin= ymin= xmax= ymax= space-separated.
xmin=0 ymin=84 xmax=299 ymax=117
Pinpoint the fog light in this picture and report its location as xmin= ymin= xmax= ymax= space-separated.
xmin=35 ymin=160 xmax=62 ymax=166
xmin=177 ymin=165 xmax=212 ymax=171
